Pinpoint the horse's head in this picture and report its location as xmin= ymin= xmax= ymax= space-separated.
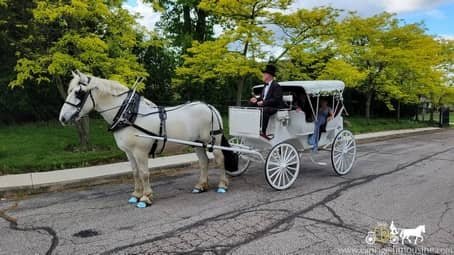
xmin=59 ymin=70 xmax=96 ymax=125
xmin=420 ymin=225 xmax=426 ymax=233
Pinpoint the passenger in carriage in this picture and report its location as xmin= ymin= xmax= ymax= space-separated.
xmin=293 ymin=91 xmax=314 ymax=122
xmin=249 ymin=64 xmax=284 ymax=140
xmin=311 ymin=98 xmax=333 ymax=152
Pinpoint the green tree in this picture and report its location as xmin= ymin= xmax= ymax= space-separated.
xmin=9 ymin=0 xmax=147 ymax=148
xmin=321 ymin=13 xmax=443 ymax=121
xmin=176 ymin=2 xmax=339 ymax=105
xmin=147 ymin=0 xmax=215 ymax=51
xmin=177 ymin=0 xmax=290 ymax=105
xmin=379 ymin=24 xmax=443 ymax=121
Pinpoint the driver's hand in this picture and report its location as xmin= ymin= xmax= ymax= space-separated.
xmin=257 ymin=101 xmax=263 ymax=106
xmin=250 ymin=97 xmax=257 ymax=104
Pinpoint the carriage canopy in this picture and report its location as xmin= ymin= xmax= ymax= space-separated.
xmin=253 ymin=80 xmax=345 ymax=96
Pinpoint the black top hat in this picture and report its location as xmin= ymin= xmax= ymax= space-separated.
xmin=262 ymin=64 xmax=277 ymax=76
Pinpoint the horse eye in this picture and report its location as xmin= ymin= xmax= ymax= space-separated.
xmin=75 ymin=89 xmax=85 ymax=98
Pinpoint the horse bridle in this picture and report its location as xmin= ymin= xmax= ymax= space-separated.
xmin=64 ymin=76 xmax=95 ymax=119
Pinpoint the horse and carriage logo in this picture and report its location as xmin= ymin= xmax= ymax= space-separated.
xmin=365 ymin=221 xmax=425 ymax=245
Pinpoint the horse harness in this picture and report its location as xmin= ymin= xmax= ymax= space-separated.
xmin=64 ymin=76 xmax=222 ymax=157
xmin=106 ymin=91 xmax=168 ymax=157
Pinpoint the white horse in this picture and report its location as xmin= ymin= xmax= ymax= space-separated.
xmin=59 ymin=71 xmax=235 ymax=208
xmin=400 ymin=225 xmax=425 ymax=245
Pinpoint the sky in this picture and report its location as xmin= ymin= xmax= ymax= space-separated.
xmin=124 ymin=0 xmax=454 ymax=39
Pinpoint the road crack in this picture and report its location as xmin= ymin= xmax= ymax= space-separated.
xmin=0 ymin=202 xmax=59 ymax=255
xmin=101 ymin=146 xmax=454 ymax=255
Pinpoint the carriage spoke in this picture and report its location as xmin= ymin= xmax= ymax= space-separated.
xmin=268 ymin=161 xmax=280 ymax=166
xmin=287 ymin=166 xmax=298 ymax=171
xmin=268 ymin=166 xmax=280 ymax=172
xmin=277 ymin=171 xmax=283 ymax=187
xmin=269 ymin=168 xmax=281 ymax=179
xmin=345 ymin=145 xmax=356 ymax=152
xmin=286 ymin=168 xmax=296 ymax=179
xmin=271 ymin=170 xmax=280 ymax=184
xmin=285 ymin=154 xmax=297 ymax=164
xmin=335 ymin=154 xmax=342 ymax=166
xmin=283 ymin=146 xmax=290 ymax=161
xmin=340 ymin=156 xmax=345 ymax=172
xmin=283 ymin=170 xmax=289 ymax=186
xmin=345 ymin=139 xmax=354 ymax=148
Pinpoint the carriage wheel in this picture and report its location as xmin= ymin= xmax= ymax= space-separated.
xmin=331 ymin=130 xmax=356 ymax=175
xmin=225 ymin=137 xmax=251 ymax=177
xmin=265 ymin=143 xmax=300 ymax=190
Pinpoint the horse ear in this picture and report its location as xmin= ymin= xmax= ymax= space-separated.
xmin=71 ymin=70 xmax=77 ymax=77
xmin=76 ymin=69 xmax=81 ymax=76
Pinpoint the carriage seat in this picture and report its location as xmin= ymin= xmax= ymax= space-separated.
xmin=276 ymin=95 xmax=293 ymax=122
xmin=277 ymin=110 xmax=290 ymax=121
xmin=282 ymin=95 xmax=293 ymax=109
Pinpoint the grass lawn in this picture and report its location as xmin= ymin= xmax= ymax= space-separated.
xmin=0 ymin=116 xmax=437 ymax=175
xmin=0 ymin=119 xmax=125 ymax=175
xmin=345 ymin=116 xmax=434 ymax=134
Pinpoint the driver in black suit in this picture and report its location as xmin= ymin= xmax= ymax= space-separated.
xmin=249 ymin=64 xmax=284 ymax=140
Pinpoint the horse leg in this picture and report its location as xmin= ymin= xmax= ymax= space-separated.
xmin=213 ymin=150 xmax=229 ymax=193
xmin=134 ymin=150 xmax=154 ymax=208
xmin=126 ymin=151 xmax=142 ymax=203
xmin=193 ymin=147 xmax=209 ymax=193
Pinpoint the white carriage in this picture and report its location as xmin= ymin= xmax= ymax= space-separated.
xmin=227 ymin=80 xmax=356 ymax=190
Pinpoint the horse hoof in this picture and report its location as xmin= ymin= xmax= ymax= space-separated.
xmin=216 ymin=188 xmax=227 ymax=193
xmin=192 ymin=188 xmax=205 ymax=193
xmin=128 ymin=197 xmax=138 ymax=204
xmin=136 ymin=202 xmax=148 ymax=208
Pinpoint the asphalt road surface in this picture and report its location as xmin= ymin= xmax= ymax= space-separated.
xmin=1 ymin=129 xmax=453 ymax=255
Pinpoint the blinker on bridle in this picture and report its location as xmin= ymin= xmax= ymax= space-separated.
xmin=64 ymin=76 xmax=95 ymax=119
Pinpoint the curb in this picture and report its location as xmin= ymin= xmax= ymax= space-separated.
xmin=0 ymin=127 xmax=444 ymax=195
xmin=0 ymin=153 xmax=213 ymax=195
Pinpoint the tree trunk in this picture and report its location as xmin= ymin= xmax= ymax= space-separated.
xmin=415 ymin=105 xmax=419 ymax=121
xmin=195 ymin=8 xmax=206 ymax=42
xmin=397 ymin=101 xmax=401 ymax=122
xmin=236 ymin=76 xmax=245 ymax=106
xmin=429 ymin=107 xmax=434 ymax=122
xmin=183 ymin=5 xmax=191 ymax=35
xmin=75 ymin=117 xmax=90 ymax=150
xmin=234 ymin=40 xmax=250 ymax=106
xmin=56 ymin=76 xmax=90 ymax=150
xmin=365 ymin=92 xmax=373 ymax=122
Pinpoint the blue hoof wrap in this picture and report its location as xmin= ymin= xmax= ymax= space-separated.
xmin=136 ymin=202 xmax=148 ymax=208
xmin=216 ymin=188 xmax=227 ymax=193
xmin=128 ymin=197 xmax=138 ymax=204
xmin=192 ymin=188 xmax=203 ymax=193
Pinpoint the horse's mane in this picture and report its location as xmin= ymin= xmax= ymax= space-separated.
xmin=68 ymin=74 xmax=129 ymax=96
xmin=88 ymin=77 xmax=129 ymax=95
xmin=69 ymin=73 xmax=157 ymax=107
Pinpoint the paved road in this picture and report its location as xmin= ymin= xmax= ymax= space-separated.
xmin=1 ymin=130 xmax=453 ymax=255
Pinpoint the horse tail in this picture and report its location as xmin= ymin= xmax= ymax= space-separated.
xmin=206 ymin=103 xmax=223 ymax=131
xmin=204 ymin=103 xmax=238 ymax=171
xmin=221 ymin=135 xmax=238 ymax=172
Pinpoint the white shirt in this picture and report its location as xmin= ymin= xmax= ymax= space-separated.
xmin=263 ymin=80 xmax=273 ymax=99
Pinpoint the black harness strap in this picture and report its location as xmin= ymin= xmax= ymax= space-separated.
xmin=108 ymin=90 xmax=141 ymax=132
xmin=149 ymin=106 xmax=167 ymax=157
xmin=206 ymin=104 xmax=224 ymax=152
xmin=64 ymin=77 xmax=94 ymax=120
